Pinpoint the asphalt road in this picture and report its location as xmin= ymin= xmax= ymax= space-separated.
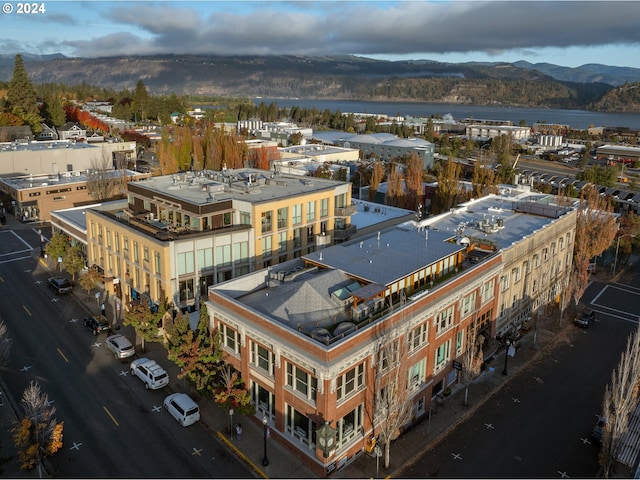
xmin=400 ymin=279 xmax=637 ymax=478
xmin=0 ymin=225 xmax=250 ymax=478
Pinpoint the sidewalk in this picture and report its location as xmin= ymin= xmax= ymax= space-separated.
xmin=26 ymin=220 xmax=603 ymax=480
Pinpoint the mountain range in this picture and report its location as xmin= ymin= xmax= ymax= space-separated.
xmin=1 ymin=54 xmax=640 ymax=112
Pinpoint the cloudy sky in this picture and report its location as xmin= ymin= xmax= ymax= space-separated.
xmin=1 ymin=1 xmax=640 ymax=68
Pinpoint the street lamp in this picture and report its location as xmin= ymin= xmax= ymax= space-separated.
xmin=262 ymin=414 xmax=269 ymax=467
xmin=613 ymin=234 xmax=636 ymax=276
xmin=316 ymin=421 xmax=337 ymax=459
xmin=502 ymin=338 xmax=512 ymax=376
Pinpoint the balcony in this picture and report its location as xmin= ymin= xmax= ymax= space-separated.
xmin=333 ymin=225 xmax=357 ymax=240
xmin=335 ymin=204 xmax=358 ymax=217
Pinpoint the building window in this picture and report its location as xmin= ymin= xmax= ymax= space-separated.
xmin=460 ymin=292 xmax=476 ymax=317
xmin=456 ymin=330 xmax=464 ymax=356
xmin=262 ymin=236 xmax=272 ymax=258
xmin=154 ymin=251 xmax=161 ymax=274
xmin=133 ymin=241 xmax=139 ymax=262
xmin=320 ymin=198 xmax=329 ymax=217
xmin=434 ymin=340 xmax=451 ymax=373
xmin=278 ymin=231 xmax=287 ymax=253
xmin=500 ymin=273 xmax=510 ymax=292
xmin=143 ymin=246 xmax=149 ymax=263
xmin=285 ymin=404 xmax=313 ymax=447
xmin=261 ymin=211 xmax=272 ymax=233
xmin=179 ymin=278 xmax=194 ymax=302
xmin=286 ymin=363 xmax=317 ymax=402
xmin=409 ymin=322 xmax=428 ymax=353
xmin=481 ymin=279 xmax=495 ymax=304
xmin=177 ymin=252 xmax=195 ymax=275
xmin=293 ymin=228 xmax=302 ymax=248
xmin=534 ymin=254 xmax=540 ymax=268
xmin=306 ymin=201 xmax=315 ymax=222
xmin=292 ymin=203 xmax=302 ymax=225
xmin=251 ymin=341 xmax=273 ymax=376
xmin=377 ymin=340 xmax=399 ymax=372
xmin=123 ymin=236 xmax=129 ymax=253
xmin=543 ymin=248 xmax=549 ymax=262
xmin=240 ymin=211 xmax=251 ymax=225
xmin=277 ymin=207 xmax=288 ymax=229
xmin=435 ymin=305 xmax=454 ymax=336
xmin=337 ymin=363 xmax=365 ymax=401
xmin=233 ymin=241 xmax=249 ymax=263
xmin=197 ymin=248 xmax=214 ymax=269
xmin=337 ymin=404 xmax=363 ymax=448
xmin=513 ymin=267 xmax=521 ymax=283
xmin=215 ymin=245 xmax=231 ymax=266
xmin=114 ymin=232 xmax=120 ymax=253
xmin=220 ymin=323 xmax=240 ymax=355
xmin=407 ymin=359 xmax=426 ymax=391
xmin=106 ymin=229 xmax=111 ymax=249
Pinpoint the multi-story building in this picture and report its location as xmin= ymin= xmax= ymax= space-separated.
xmin=84 ymin=168 xmax=356 ymax=310
xmin=204 ymin=187 xmax=576 ymax=475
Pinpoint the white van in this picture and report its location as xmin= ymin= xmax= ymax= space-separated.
xmin=163 ymin=393 xmax=200 ymax=427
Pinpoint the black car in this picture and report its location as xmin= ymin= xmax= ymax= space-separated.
xmin=47 ymin=277 xmax=73 ymax=295
xmin=574 ymin=309 xmax=596 ymax=328
xmin=83 ymin=315 xmax=111 ymax=336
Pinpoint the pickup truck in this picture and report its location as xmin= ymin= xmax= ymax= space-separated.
xmin=130 ymin=358 xmax=169 ymax=390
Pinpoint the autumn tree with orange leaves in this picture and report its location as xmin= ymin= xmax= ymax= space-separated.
xmin=403 ymin=153 xmax=425 ymax=211
xmin=385 ymin=162 xmax=404 ymax=207
xmin=369 ymin=160 xmax=385 ymax=202
xmin=568 ymin=184 xmax=617 ymax=305
xmin=12 ymin=381 xmax=63 ymax=475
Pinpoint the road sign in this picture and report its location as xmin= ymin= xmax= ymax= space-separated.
xmin=453 ymin=360 xmax=462 ymax=370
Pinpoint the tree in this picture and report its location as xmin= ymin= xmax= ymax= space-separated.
xmin=371 ymin=329 xmax=414 ymax=470
xmin=44 ymin=232 xmax=69 ymax=269
xmin=79 ymin=267 xmax=102 ymax=294
xmin=87 ymin=148 xmax=118 ymax=201
xmin=12 ymin=381 xmax=64 ymax=475
xmin=385 ymin=163 xmax=404 ymax=207
xmin=123 ymin=303 xmax=162 ymax=353
xmin=62 ymin=245 xmax=85 ymax=281
xmin=432 ymin=157 xmax=462 ymax=215
xmin=0 ymin=319 xmax=12 ymax=367
xmin=569 ymin=185 xmax=618 ymax=305
xmin=213 ymin=365 xmax=255 ymax=415
xmin=132 ymin=80 xmax=150 ymax=122
xmin=471 ymin=160 xmax=498 ymax=198
xmin=6 ymin=54 xmax=41 ymax=127
xmin=404 ymin=153 xmax=424 ymax=211
xmin=165 ymin=305 xmax=223 ymax=394
xmin=460 ymin=321 xmax=485 ymax=406
xmin=600 ymin=325 xmax=640 ymax=478
xmin=369 ymin=161 xmax=385 ymax=201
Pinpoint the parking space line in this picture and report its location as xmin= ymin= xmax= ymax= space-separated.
xmin=23 ymin=305 xmax=31 ymax=316
xmin=103 ymin=406 xmax=120 ymax=426
xmin=57 ymin=348 xmax=69 ymax=363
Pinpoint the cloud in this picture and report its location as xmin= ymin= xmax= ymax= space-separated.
xmin=52 ymin=1 xmax=640 ymax=58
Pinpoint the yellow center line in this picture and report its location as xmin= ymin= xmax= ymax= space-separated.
xmin=103 ymin=406 xmax=119 ymax=426
xmin=57 ymin=348 xmax=69 ymax=363
xmin=23 ymin=305 xmax=31 ymax=316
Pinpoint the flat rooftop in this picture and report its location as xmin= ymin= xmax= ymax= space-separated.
xmin=0 ymin=140 xmax=95 ymax=153
xmin=1 ymin=169 xmax=140 ymax=190
xmin=130 ymin=169 xmax=344 ymax=205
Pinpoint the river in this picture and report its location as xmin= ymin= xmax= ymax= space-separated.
xmin=252 ymin=98 xmax=640 ymax=131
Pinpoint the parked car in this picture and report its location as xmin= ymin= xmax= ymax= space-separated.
xmin=47 ymin=277 xmax=72 ymax=295
xmin=83 ymin=315 xmax=111 ymax=336
xmin=105 ymin=334 xmax=135 ymax=359
xmin=592 ymin=416 xmax=606 ymax=442
xmin=130 ymin=358 xmax=169 ymax=390
xmin=164 ymin=393 xmax=200 ymax=427
xmin=574 ymin=309 xmax=596 ymax=328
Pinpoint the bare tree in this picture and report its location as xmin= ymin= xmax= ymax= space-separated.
xmin=0 ymin=319 xmax=12 ymax=367
xmin=600 ymin=325 xmax=640 ymax=478
xmin=369 ymin=160 xmax=384 ymax=201
xmin=87 ymin=147 xmax=118 ymax=201
xmin=12 ymin=381 xmax=64 ymax=476
xmin=569 ymin=185 xmax=617 ymax=305
xmin=371 ymin=329 xmax=414 ymax=470
xmin=460 ymin=321 xmax=485 ymax=406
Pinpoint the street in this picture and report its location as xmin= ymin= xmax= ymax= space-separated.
xmin=399 ymin=279 xmax=638 ymax=478
xmin=0 ymin=224 xmax=251 ymax=478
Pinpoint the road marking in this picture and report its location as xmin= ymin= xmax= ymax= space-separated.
xmin=0 ymin=275 xmax=3 ymax=283
xmin=512 ymin=397 xmax=521 ymax=403
xmin=21 ymin=365 xmax=31 ymax=372
xmin=103 ymin=406 xmax=119 ymax=426
xmin=47 ymin=399 xmax=54 ymax=406
xmin=70 ymin=442 xmax=82 ymax=451
xmin=35 ymin=280 xmax=42 ymax=284
xmin=57 ymin=348 xmax=69 ymax=362
xmin=70 ymin=318 xmax=79 ymax=323
xmin=23 ymin=305 xmax=31 ymax=316
xmin=152 ymin=405 xmax=162 ymax=412
xmin=51 ymin=297 xmax=59 ymax=302
xmin=581 ymin=437 xmax=591 ymax=444
xmin=192 ymin=448 xmax=203 ymax=456
xmin=485 ymin=423 xmax=495 ymax=430
xmin=24 ymin=269 xmax=31 ymax=273
xmin=451 ymin=453 xmax=462 ymax=460
xmin=119 ymin=370 xmax=128 ymax=376
xmin=0 ymin=255 xmax=32 ymax=265
xmin=557 ymin=470 xmax=569 ymax=478
xmin=93 ymin=342 xmax=102 ymax=348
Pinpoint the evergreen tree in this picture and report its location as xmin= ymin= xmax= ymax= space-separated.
xmin=6 ymin=54 xmax=42 ymax=133
xmin=133 ymin=80 xmax=150 ymax=122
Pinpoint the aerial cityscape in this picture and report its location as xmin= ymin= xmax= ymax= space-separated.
xmin=0 ymin=1 xmax=639 ymax=479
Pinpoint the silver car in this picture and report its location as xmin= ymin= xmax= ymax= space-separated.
xmin=105 ymin=334 xmax=135 ymax=359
